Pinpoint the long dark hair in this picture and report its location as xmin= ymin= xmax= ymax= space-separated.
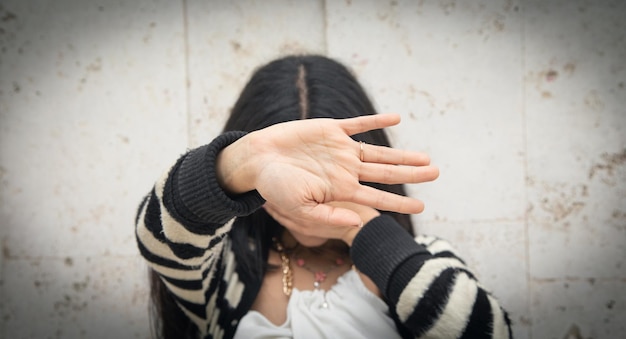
xmin=149 ymin=55 xmax=414 ymax=339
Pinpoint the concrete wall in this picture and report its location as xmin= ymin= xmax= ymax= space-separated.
xmin=0 ymin=0 xmax=624 ymax=338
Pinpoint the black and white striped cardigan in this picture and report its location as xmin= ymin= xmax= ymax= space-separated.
xmin=135 ymin=132 xmax=513 ymax=339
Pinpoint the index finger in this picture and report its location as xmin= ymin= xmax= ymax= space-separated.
xmin=338 ymin=113 xmax=401 ymax=136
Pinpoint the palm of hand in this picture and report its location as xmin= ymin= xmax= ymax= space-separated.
xmin=247 ymin=114 xmax=438 ymax=229
xmin=254 ymin=121 xmax=363 ymax=226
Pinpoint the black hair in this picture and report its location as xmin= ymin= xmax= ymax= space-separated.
xmin=149 ymin=55 xmax=414 ymax=339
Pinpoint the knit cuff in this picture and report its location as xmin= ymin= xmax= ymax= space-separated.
xmin=175 ymin=131 xmax=266 ymax=224
xmin=350 ymin=215 xmax=430 ymax=298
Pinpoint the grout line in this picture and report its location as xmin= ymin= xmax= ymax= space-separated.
xmin=182 ymin=0 xmax=192 ymax=148
xmin=322 ymin=0 xmax=329 ymax=55
xmin=1 ymin=254 xmax=146 ymax=262
xmin=0 ymin=241 xmax=5 ymax=338
xmin=520 ymin=1 xmax=533 ymax=338
xmin=531 ymin=276 xmax=626 ymax=283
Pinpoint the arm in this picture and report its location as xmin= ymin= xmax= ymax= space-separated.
xmin=351 ymin=216 xmax=513 ymax=339
xmin=135 ymin=131 xmax=265 ymax=326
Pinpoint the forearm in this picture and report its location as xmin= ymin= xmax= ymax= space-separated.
xmin=351 ymin=217 xmax=513 ymax=338
xmin=135 ymin=131 xmax=265 ymax=270
xmin=134 ymin=131 xmax=268 ymax=326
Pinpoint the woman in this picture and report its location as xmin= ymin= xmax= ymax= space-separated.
xmin=136 ymin=55 xmax=513 ymax=338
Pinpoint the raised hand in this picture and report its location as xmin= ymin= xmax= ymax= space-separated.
xmin=216 ymin=114 xmax=439 ymax=229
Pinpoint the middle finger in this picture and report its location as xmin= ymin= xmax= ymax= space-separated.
xmin=357 ymin=142 xmax=431 ymax=166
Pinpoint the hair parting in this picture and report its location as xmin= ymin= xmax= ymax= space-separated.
xmin=296 ymin=64 xmax=309 ymax=119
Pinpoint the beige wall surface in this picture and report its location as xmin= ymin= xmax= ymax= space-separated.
xmin=1 ymin=0 xmax=624 ymax=338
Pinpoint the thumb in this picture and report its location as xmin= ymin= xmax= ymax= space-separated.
xmin=309 ymin=204 xmax=362 ymax=228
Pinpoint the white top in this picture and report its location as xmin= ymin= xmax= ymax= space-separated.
xmin=233 ymin=269 xmax=401 ymax=339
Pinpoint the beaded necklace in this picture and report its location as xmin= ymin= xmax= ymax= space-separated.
xmin=273 ymin=238 xmax=349 ymax=304
xmin=293 ymin=251 xmax=346 ymax=291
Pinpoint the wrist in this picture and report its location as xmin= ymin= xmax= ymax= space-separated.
xmin=216 ymin=133 xmax=257 ymax=194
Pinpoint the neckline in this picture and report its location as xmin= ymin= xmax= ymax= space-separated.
xmin=291 ymin=268 xmax=356 ymax=294
xmin=240 ymin=269 xmax=384 ymax=330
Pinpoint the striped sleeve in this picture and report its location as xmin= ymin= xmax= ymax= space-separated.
xmin=351 ymin=215 xmax=512 ymax=339
xmin=135 ymin=131 xmax=265 ymax=333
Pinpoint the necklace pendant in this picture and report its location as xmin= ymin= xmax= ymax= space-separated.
xmin=314 ymin=271 xmax=327 ymax=282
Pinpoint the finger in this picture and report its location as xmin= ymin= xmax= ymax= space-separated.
xmin=358 ymin=163 xmax=440 ymax=184
xmin=338 ymin=113 xmax=401 ymax=136
xmin=308 ymin=203 xmax=363 ymax=228
xmin=360 ymin=143 xmax=431 ymax=166
xmin=347 ymin=185 xmax=426 ymax=214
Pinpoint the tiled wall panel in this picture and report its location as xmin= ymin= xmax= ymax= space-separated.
xmin=524 ymin=0 xmax=626 ymax=337
xmin=0 ymin=0 xmax=187 ymax=336
xmin=326 ymin=0 xmax=526 ymax=223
